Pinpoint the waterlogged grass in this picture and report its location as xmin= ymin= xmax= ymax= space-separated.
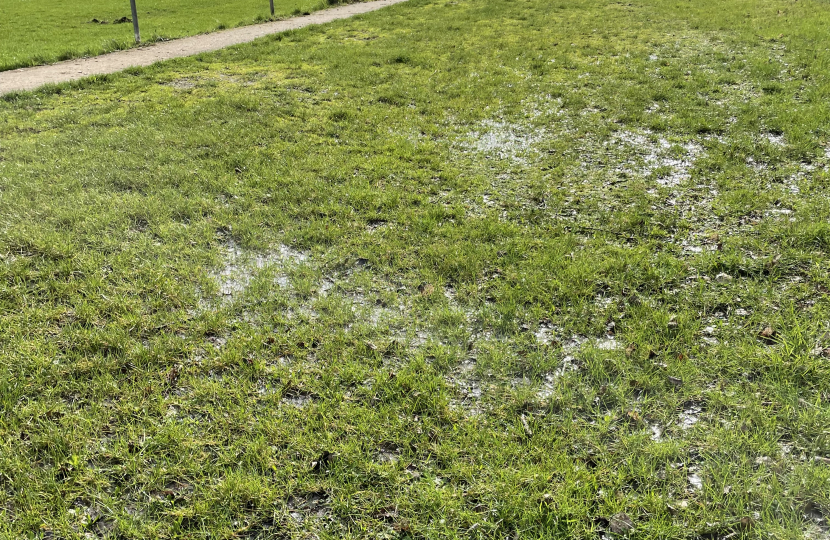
xmin=0 ymin=0 xmax=357 ymax=72
xmin=1 ymin=0 xmax=830 ymax=537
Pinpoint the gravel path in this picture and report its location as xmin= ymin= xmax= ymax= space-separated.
xmin=0 ymin=0 xmax=407 ymax=95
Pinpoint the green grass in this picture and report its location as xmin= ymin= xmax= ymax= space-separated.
xmin=1 ymin=0 xmax=830 ymax=537
xmin=0 ymin=0 xmax=358 ymax=72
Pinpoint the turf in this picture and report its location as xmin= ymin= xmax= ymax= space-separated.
xmin=1 ymin=0 xmax=830 ymax=538
xmin=0 ymin=0 xmax=355 ymax=72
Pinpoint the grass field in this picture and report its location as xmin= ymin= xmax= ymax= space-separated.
xmin=0 ymin=0 xmax=349 ymax=72
xmin=2 ymin=0 xmax=830 ymax=537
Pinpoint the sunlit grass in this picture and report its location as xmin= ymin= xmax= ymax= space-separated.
xmin=0 ymin=0 xmax=829 ymax=537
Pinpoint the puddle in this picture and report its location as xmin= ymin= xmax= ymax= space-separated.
xmin=520 ymin=330 xmax=610 ymax=400
xmin=207 ymin=336 xmax=227 ymax=349
xmin=805 ymin=524 xmax=830 ymax=540
xmin=687 ymin=471 xmax=703 ymax=491
xmin=596 ymin=338 xmax=620 ymax=351
xmin=469 ymin=119 xmax=544 ymax=163
xmin=763 ymin=132 xmax=785 ymax=146
xmin=457 ymin=379 xmax=482 ymax=399
xmin=212 ymin=239 xmax=308 ymax=301
xmin=448 ymin=358 xmax=485 ymax=415
xmin=804 ymin=499 xmax=830 ymax=540
xmin=610 ymin=130 xmax=703 ymax=187
xmin=398 ymin=329 xmax=430 ymax=351
xmin=766 ymin=208 xmax=794 ymax=220
xmin=679 ymin=403 xmax=702 ymax=429
xmin=256 ymin=379 xmax=279 ymax=396
xmin=562 ymin=335 xmax=588 ymax=353
xmin=554 ymin=354 xmax=579 ymax=378
xmin=536 ymin=379 xmax=556 ymax=401
xmin=443 ymin=285 xmax=459 ymax=306
xmin=535 ymin=323 xmax=555 ymax=345
xmin=537 ymin=355 xmax=579 ymax=400
xmin=287 ymin=491 xmax=330 ymax=524
xmin=376 ymin=443 xmax=401 ymax=464
xmin=648 ymin=422 xmax=663 ymax=442
xmin=366 ymin=219 xmax=389 ymax=233
xmin=282 ymin=392 xmax=313 ymax=408
xmin=318 ymin=278 xmax=336 ymax=295
xmin=680 ymin=237 xmax=718 ymax=255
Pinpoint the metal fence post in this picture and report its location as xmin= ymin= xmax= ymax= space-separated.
xmin=269 ymin=0 xmax=275 ymax=17
xmin=129 ymin=0 xmax=141 ymax=43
